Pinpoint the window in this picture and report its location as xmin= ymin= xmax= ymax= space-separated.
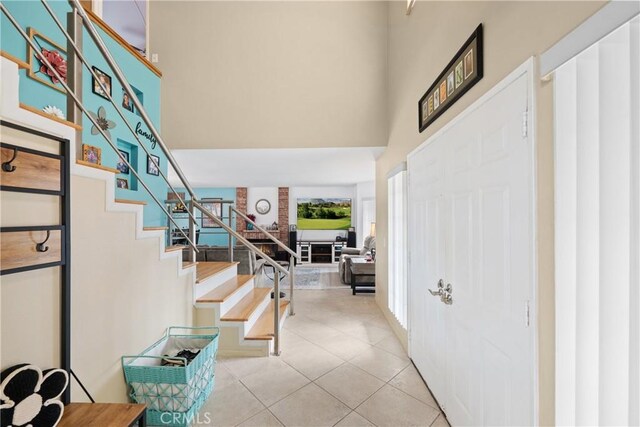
xmin=388 ymin=167 xmax=407 ymax=329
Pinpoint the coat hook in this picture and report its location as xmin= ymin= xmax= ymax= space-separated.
xmin=36 ymin=230 xmax=51 ymax=253
xmin=2 ymin=147 xmax=17 ymax=172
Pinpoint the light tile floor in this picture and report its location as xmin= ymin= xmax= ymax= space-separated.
xmin=201 ymin=289 xmax=449 ymax=427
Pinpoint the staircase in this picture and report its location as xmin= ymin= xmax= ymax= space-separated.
xmin=0 ymin=0 xmax=298 ymax=365
xmin=193 ymin=262 xmax=289 ymax=356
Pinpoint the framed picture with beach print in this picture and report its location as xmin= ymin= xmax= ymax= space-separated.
xmin=418 ymin=24 xmax=483 ymax=132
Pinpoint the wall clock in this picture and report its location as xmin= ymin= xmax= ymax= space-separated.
xmin=255 ymin=199 xmax=271 ymax=215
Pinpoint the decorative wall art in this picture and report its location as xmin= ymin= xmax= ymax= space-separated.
xmin=201 ymin=199 xmax=223 ymax=228
xmin=91 ymin=66 xmax=112 ymax=100
xmin=82 ymin=144 xmax=101 ymax=165
xmin=419 ymin=24 xmax=483 ymax=132
xmin=147 ymin=154 xmax=160 ymax=176
xmin=116 ymin=150 xmax=130 ymax=174
xmin=89 ymin=106 xmax=116 ymax=138
xmin=255 ymin=199 xmax=271 ymax=215
xmin=116 ymin=178 xmax=129 ymax=189
xmin=27 ymin=28 xmax=67 ymax=93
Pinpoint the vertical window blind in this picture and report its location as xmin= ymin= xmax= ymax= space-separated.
xmin=388 ymin=168 xmax=407 ymax=329
xmin=554 ymin=16 xmax=639 ymax=426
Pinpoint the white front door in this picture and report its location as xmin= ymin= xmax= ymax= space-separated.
xmin=408 ymin=67 xmax=535 ymax=426
xmin=409 ymin=133 xmax=447 ymax=402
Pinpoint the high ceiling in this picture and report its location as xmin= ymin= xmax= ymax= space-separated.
xmin=168 ymin=147 xmax=384 ymax=188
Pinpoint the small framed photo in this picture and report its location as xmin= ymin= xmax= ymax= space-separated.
xmin=116 ymin=150 xmax=129 ymax=174
xmin=122 ymin=89 xmax=134 ymax=112
xmin=147 ymin=154 xmax=160 ymax=176
xmin=82 ymin=144 xmax=101 ymax=165
xmin=92 ymin=66 xmax=112 ymax=100
xmin=116 ymin=178 xmax=129 ymax=189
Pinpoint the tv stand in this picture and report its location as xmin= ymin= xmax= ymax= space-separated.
xmin=297 ymin=240 xmax=347 ymax=264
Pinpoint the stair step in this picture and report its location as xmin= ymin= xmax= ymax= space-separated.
xmin=196 ymin=275 xmax=254 ymax=303
xmin=144 ymin=226 xmax=168 ymax=231
xmin=196 ymin=262 xmax=239 ymax=284
xmin=246 ymin=300 xmax=290 ymax=340
xmin=221 ymin=288 xmax=271 ymax=322
xmin=165 ymin=245 xmax=185 ymax=253
xmin=76 ymin=160 xmax=119 ymax=173
xmin=115 ymin=199 xmax=147 ymax=205
xmin=182 ymin=261 xmax=198 ymax=269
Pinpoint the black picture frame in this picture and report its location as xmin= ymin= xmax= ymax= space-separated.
xmin=122 ymin=88 xmax=134 ymax=113
xmin=418 ymin=24 xmax=483 ymax=132
xmin=91 ymin=66 xmax=112 ymax=100
xmin=116 ymin=150 xmax=129 ymax=174
xmin=147 ymin=154 xmax=160 ymax=176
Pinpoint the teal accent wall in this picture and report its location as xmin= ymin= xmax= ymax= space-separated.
xmin=1 ymin=0 xmax=71 ymax=115
xmin=171 ymin=188 xmax=236 ymax=247
xmin=1 ymin=1 xmax=167 ymax=226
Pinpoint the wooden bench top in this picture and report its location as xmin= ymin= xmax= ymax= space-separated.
xmin=59 ymin=403 xmax=146 ymax=426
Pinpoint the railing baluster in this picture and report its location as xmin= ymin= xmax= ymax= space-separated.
xmin=273 ymin=273 xmax=281 ymax=356
xmin=289 ymin=254 xmax=295 ymax=316
xmin=228 ymin=204 xmax=234 ymax=262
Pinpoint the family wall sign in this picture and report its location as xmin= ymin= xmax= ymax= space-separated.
xmin=419 ymin=24 xmax=483 ymax=132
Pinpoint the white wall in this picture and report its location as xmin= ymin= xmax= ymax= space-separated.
xmin=289 ymin=186 xmax=356 ymax=242
xmin=356 ymin=181 xmax=376 ymax=247
xmin=247 ymin=187 xmax=279 ymax=226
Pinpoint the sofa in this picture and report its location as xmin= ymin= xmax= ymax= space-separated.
xmin=339 ymin=235 xmax=376 ymax=284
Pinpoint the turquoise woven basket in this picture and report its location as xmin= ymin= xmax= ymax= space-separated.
xmin=144 ymin=377 xmax=215 ymax=427
xmin=122 ymin=326 xmax=219 ymax=416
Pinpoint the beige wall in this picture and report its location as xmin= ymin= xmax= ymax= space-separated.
xmin=376 ymin=1 xmax=605 ymax=425
xmin=1 ymin=140 xmax=195 ymax=401
xmin=149 ymin=1 xmax=388 ymax=149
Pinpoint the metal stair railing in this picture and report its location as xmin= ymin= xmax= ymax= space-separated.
xmin=0 ymin=0 xmax=294 ymax=356
xmin=231 ymin=206 xmax=299 ymax=316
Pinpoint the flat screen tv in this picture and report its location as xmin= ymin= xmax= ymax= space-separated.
xmin=297 ymin=198 xmax=352 ymax=230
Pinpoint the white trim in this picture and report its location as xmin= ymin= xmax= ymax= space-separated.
xmin=386 ymin=161 xmax=407 ymax=179
xmin=407 ymin=57 xmax=538 ymax=425
xmin=540 ymin=1 xmax=640 ymax=78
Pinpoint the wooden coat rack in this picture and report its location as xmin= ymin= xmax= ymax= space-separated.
xmin=0 ymin=120 xmax=71 ymax=404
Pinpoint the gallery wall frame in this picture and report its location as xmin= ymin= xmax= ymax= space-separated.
xmin=418 ymin=24 xmax=483 ymax=132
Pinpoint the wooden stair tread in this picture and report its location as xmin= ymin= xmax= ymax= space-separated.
xmin=182 ymin=261 xmax=198 ymax=269
xmin=196 ymin=275 xmax=254 ymax=303
xmin=76 ymin=160 xmax=119 ymax=173
xmin=165 ymin=245 xmax=185 ymax=252
xmin=196 ymin=261 xmax=239 ymax=284
xmin=221 ymin=288 xmax=272 ymax=322
xmin=246 ymin=300 xmax=289 ymax=340
xmin=144 ymin=226 xmax=168 ymax=231
xmin=115 ymin=198 xmax=147 ymax=205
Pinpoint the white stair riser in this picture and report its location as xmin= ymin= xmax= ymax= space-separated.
xmin=243 ymin=292 xmax=272 ymax=335
xmin=193 ymin=265 xmax=238 ymax=301
xmin=218 ymin=278 xmax=255 ymax=316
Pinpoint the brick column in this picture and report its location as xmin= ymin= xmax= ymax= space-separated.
xmin=278 ymin=187 xmax=289 ymax=246
xmin=236 ymin=187 xmax=247 ymax=232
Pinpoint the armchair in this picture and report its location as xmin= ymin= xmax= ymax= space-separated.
xmin=339 ymin=235 xmax=376 ymax=284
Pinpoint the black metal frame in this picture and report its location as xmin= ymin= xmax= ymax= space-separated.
xmin=0 ymin=120 xmax=71 ymax=404
xmin=0 ymin=142 xmax=64 ymax=195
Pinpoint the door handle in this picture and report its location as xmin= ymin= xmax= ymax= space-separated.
xmin=440 ymin=283 xmax=453 ymax=305
xmin=428 ymin=279 xmax=444 ymax=296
